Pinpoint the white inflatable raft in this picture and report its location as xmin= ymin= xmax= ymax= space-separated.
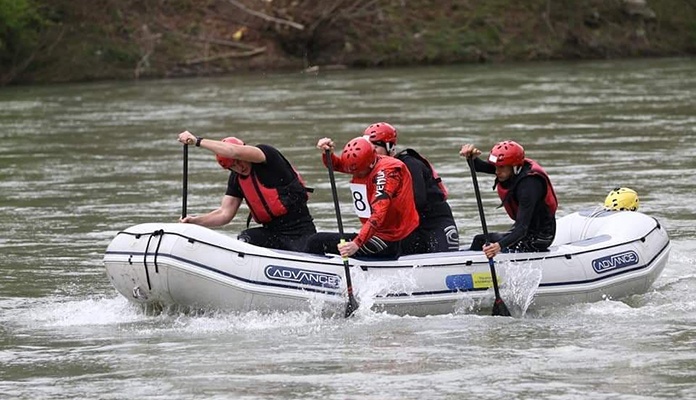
xmin=103 ymin=209 xmax=670 ymax=316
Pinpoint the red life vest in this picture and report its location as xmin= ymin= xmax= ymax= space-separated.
xmin=352 ymin=156 xmax=419 ymax=244
xmin=237 ymin=164 xmax=309 ymax=224
xmin=496 ymin=158 xmax=558 ymax=220
xmin=397 ymin=148 xmax=449 ymax=200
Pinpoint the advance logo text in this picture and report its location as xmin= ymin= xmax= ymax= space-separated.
xmin=265 ymin=265 xmax=341 ymax=289
xmin=592 ymin=250 xmax=639 ymax=273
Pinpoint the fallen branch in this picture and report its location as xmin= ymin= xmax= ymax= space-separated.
xmin=184 ymin=47 xmax=266 ymax=65
xmin=185 ymin=34 xmax=258 ymax=50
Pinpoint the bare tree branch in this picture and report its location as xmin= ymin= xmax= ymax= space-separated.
xmin=225 ymin=0 xmax=305 ymax=30
xmin=542 ymin=0 xmax=556 ymax=35
xmin=331 ymin=0 xmax=379 ymax=22
xmin=134 ymin=24 xmax=162 ymax=79
xmin=307 ymin=0 xmax=349 ymax=32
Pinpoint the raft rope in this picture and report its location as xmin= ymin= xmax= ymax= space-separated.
xmin=580 ymin=205 xmax=605 ymax=240
xmin=115 ymin=222 xmax=661 ymax=270
xmin=142 ymin=229 xmax=165 ymax=290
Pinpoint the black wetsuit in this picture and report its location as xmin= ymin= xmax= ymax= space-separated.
xmin=397 ymin=149 xmax=459 ymax=253
xmin=469 ymin=158 xmax=556 ymax=252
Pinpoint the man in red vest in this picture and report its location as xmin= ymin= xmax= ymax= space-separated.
xmin=177 ymin=130 xmax=316 ymax=251
xmin=460 ymin=140 xmax=558 ymax=258
xmin=305 ymin=136 xmax=420 ymax=258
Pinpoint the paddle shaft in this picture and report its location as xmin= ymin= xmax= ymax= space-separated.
xmin=467 ymin=157 xmax=509 ymax=315
xmin=325 ymin=149 xmax=359 ymax=317
xmin=182 ymin=144 xmax=188 ymax=219
xmin=327 ymin=154 xmax=346 ymax=238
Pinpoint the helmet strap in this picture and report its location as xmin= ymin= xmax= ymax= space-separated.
xmin=513 ymin=165 xmax=522 ymax=175
xmin=386 ymin=142 xmax=396 ymax=156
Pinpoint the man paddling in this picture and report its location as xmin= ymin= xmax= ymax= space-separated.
xmin=460 ymin=140 xmax=558 ymax=258
xmin=177 ymin=131 xmax=316 ymax=251
xmin=363 ymin=122 xmax=459 ymax=253
xmin=305 ymin=136 xmax=420 ymax=258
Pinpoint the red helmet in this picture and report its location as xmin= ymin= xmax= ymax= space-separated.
xmin=341 ymin=136 xmax=376 ymax=174
xmin=363 ymin=122 xmax=397 ymax=153
xmin=216 ymin=137 xmax=245 ymax=169
xmin=488 ymin=140 xmax=525 ymax=167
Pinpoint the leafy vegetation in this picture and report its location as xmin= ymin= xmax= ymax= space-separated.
xmin=0 ymin=0 xmax=47 ymax=83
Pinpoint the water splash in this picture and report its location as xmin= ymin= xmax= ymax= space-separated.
xmin=346 ymin=266 xmax=420 ymax=317
xmin=498 ymin=260 xmax=543 ymax=317
xmin=13 ymin=296 xmax=147 ymax=328
xmin=453 ymin=294 xmax=487 ymax=315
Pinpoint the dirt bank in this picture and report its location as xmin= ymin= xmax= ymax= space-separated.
xmin=3 ymin=0 xmax=695 ymax=85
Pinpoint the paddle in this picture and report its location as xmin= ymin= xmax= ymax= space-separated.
xmin=466 ymin=157 xmax=511 ymax=317
xmin=325 ymin=149 xmax=359 ymax=318
xmin=182 ymin=144 xmax=188 ymax=219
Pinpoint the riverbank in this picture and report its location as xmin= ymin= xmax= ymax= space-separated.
xmin=2 ymin=0 xmax=695 ymax=85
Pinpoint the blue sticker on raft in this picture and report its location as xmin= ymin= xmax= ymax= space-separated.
xmin=446 ymin=274 xmax=474 ymax=290
xmin=446 ymin=273 xmax=494 ymax=291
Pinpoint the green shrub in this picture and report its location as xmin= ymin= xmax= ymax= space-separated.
xmin=0 ymin=0 xmax=45 ymax=66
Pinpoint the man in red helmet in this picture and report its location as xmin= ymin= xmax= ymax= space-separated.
xmin=363 ymin=122 xmax=459 ymax=253
xmin=460 ymin=140 xmax=558 ymax=258
xmin=177 ymin=130 xmax=316 ymax=251
xmin=305 ymin=136 xmax=420 ymax=258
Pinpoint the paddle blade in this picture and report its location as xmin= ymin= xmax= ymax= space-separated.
xmin=492 ymin=298 xmax=511 ymax=317
xmin=486 ymin=257 xmax=511 ymax=317
xmin=345 ymin=293 xmax=359 ymax=318
xmin=339 ymin=238 xmax=359 ymax=318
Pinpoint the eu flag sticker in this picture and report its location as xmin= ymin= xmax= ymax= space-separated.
xmin=445 ymin=274 xmax=474 ymax=291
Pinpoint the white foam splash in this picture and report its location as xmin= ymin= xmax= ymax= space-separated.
xmin=349 ymin=266 xmax=419 ymax=316
xmin=18 ymin=296 xmax=148 ymax=328
xmin=497 ymin=260 xmax=543 ymax=317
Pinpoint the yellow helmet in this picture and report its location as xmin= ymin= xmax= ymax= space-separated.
xmin=604 ymin=187 xmax=639 ymax=211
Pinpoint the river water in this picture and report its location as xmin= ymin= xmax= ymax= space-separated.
xmin=1 ymin=57 xmax=694 ymax=399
